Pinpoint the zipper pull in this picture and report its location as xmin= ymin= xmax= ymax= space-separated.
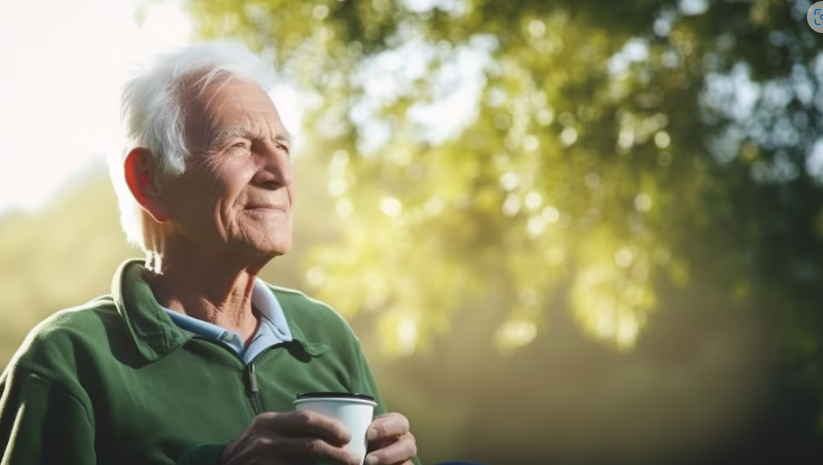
xmin=247 ymin=363 xmax=259 ymax=395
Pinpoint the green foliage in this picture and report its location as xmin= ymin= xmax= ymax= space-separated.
xmin=178 ymin=2 xmax=823 ymax=460
xmin=183 ymin=0 xmax=823 ymax=357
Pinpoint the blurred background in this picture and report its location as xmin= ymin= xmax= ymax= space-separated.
xmin=3 ymin=0 xmax=823 ymax=463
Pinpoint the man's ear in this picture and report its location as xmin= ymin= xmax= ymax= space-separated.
xmin=123 ymin=148 xmax=170 ymax=222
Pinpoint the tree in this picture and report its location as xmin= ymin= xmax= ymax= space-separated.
xmin=184 ymin=0 xmax=823 ymax=358
xmin=179 ymin=0 xmax=823 ymax=462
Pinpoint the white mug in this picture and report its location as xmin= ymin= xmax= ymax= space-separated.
xmin=293 ymin=392 xmax=377 ymax=465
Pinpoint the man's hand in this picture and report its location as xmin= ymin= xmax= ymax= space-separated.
xmin=221 ymin=410 xmax=360 ymax=465
xmin=364 ymin=413 xmax=417 ymax=465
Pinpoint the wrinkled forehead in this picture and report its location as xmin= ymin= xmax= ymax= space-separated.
xmin=178 ymin=72 xmax=281 ymax=151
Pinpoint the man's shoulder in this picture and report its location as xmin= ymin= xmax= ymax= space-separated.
xmin=8 ymin=295 xmax=123 ymax=373
xmin=264 ymin=283 xmax=357 ymax=339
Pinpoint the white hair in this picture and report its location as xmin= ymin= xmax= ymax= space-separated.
xmin=111 ymin=41 xmax=277 ymax=250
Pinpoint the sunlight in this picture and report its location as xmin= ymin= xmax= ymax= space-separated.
xmin=495 ymin=319 xmax=538 ymax=353
xmin=0 ymin=0 xmax=191 ymax=214
xmin=0 ymin=0 xmax=303 ymax=216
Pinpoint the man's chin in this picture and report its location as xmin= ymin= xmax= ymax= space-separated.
xmin=250 ymin=239 xmax=293 ymax=258
xmin=231 ymin=243 xmax=290 ymax=274
xmin=226 ymin=233 xmax=292 ymax=259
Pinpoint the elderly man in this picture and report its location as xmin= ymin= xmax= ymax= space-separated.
xmin=0 ymin=43 xmax=418 ymax=465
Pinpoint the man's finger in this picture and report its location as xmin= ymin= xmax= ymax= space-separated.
xmin=367 ymin=413 xmax=410 ymax=441
xmin=368 ymin=436 xmax=398 ymax=453
xmin=364 ymin=434 xmax=417 ymax=465
xmin=268 ymin=410 xmax=352 ymax=446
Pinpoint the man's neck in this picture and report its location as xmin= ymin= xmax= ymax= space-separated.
xmin=143 ymin=244 xmax=269 ymax=340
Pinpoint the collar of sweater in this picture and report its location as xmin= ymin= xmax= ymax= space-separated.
xmin=109 ymin=258 xmax=327 ymax=362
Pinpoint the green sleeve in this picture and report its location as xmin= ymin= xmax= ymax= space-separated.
xmin=0 ymin=366 xmax=96 ymax=465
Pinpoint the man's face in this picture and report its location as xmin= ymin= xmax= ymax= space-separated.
xmin=160 ymin=76 xmax=295 ymax=259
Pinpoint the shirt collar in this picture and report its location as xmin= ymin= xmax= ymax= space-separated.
xmin=251 ymin=278 xmax=293 ymax=342
xmin=161 ymin=279 xmax=294 ymax=362
xmin=111 ymin=258 xmax=321 ymax=362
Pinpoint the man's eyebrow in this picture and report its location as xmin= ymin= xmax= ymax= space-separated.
xmin=274 ymin=131 xmax=294 ymax=145
xmin=210 ymin=126 xmax=294 ymax=147
xmin=210 ymin=126 xmax=252 ymax=147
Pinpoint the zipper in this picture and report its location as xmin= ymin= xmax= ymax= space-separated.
xmin=190 ymin=335 xmax=274 ymax=416
xmin=246 ymin=362 xmax=262 ymax=415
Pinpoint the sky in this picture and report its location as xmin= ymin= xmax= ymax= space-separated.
xmin=0 ymin=0 xmax=191 ymax=213
xmin=0 ymin=0 xmax=303 ymax=215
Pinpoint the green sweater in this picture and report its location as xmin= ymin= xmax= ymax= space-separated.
xmin=0 ymin=259 xmax=402 ymax=465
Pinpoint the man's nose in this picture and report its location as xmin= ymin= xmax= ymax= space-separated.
xmin=254 ymin=142 xmax=293 ymax=188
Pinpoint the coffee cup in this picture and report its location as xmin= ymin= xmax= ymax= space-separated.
xmin=293 ymin=392 xmax=377 ymax=465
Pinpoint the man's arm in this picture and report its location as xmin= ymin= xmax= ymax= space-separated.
xmin=0 ymin=366 xmax=97 ymax=465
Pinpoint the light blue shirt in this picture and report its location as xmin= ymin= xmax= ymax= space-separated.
xmin=162 ymin=279 xmax=293 ymax=364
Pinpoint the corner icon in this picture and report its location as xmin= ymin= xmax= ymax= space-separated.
xmin=809 ymin=2 xmax=823 ymax=32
